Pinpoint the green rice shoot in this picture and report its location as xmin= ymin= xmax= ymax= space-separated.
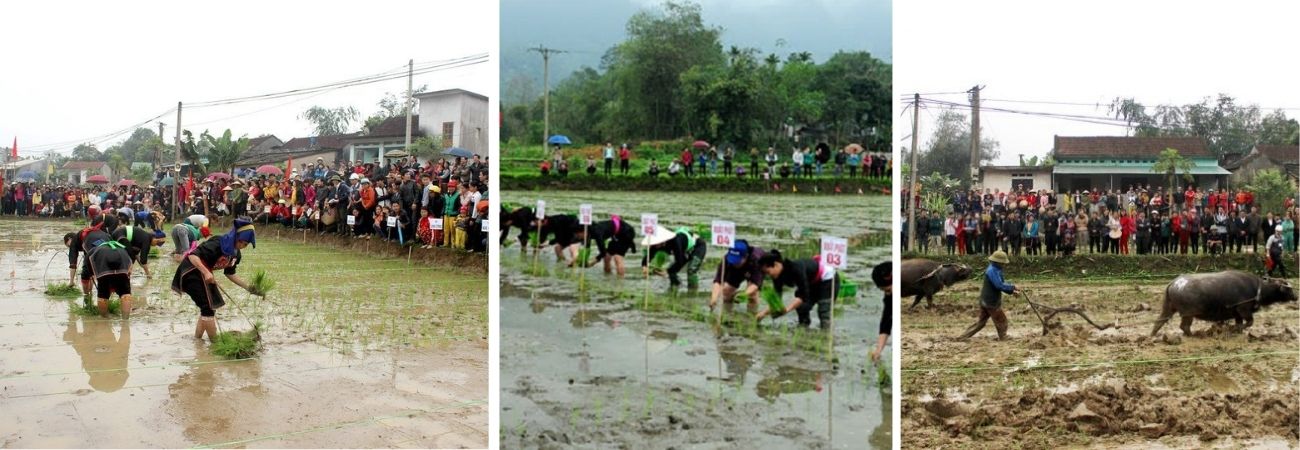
xmin=211 ymin=322 xmax=264 ymax=359
xmin=44 ymin=283 xmax=81 ymax=298
xmin=249 ymin=269 xmax=275 ymax=296
xmin=576 ymin=247 xmax=592 ymax=267
xmin=760 ymin=286 xmax=785 ymax=316
xmin=69 ymin=299 xmax=121 ymax=316
xmin=877 ymin=362 xmax=891 ymax=387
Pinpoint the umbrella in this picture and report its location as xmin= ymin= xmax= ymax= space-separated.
xmin=385 ymin=149 xmax=410 ymax=158
xmin=15 ymin=171 xmax=35 ymax=181
xmin=692 ymin=140 xmax=710 ymax=149
xmin=844 ymin=143 xmax=864 ymax=154
xmin=443 ymin=147 xmax=474 ymax=158
xmin=547 ymin=135 xmax=572 ymax=145
xmin=86 ymin=175 xmax=109 ymax=184
xmin=205 ymin=172 xmax=231 ymax=182
xmin=117 ymin=179 xmax=137 ymax=187
xmin=159 ymin=176 xmax=175 ymax=187
xmin=256 ymin=165 xmax=283 ymax=176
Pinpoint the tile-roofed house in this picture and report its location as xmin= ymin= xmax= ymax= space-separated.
xmin=1223 ymin=143 xmax=1299 ymax=186
xmin=236 ymin=134 xmax=353 ymax=173
xmin=1048 ymin=135 xmax=1229 ymax=192
xmin=344 ymin=116 xmax=424 ymax=166
xmin=61 ymin=160 xmax=113 ymax=184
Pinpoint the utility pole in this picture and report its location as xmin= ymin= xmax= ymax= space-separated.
xmin=403 ymin=58 xmax=413 ymax=167
xmin=969 ymin=85 xmax=982 ymax=188
xmin=907 ymin=93 xmax=920 ymax=252
xmin=173 ymin=102 xmax=182 ymax=220
xmin=528 ymin=45 xmax=567 ymax=152
xmin=156 ymin=122 xmax=166 ymax=169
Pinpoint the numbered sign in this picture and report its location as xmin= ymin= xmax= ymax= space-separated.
xmin=641 ymin=213 xmax=658 ymax=236
xmin=711 ymin=220 xmax=735 ymax=247
xmin=346 ymin=215 xmax=356 ymax=226
xmin=292 ymin=206 xmax=299 ymax=215
xmin=820 ymin=236 xmax=848 ymax=269
xmin=264 ymin=205 xmax=272 ymax=214
xmin=430 ymin=218 xmax=443 ymax=230
xmin=387 ymin=216 xmax=397 ymax=227
xmin=579 ymin=203 xmax=593 ymax=225
xmin=535 ymin=200 xmax=546 ymax=218
xmin=481 ymin=219 xmax=489 ymax=232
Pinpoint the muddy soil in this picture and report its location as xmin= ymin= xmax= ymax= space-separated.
xmin=902 ymin=277 xmax=1299 ymax=449
xmin=0 ymin=219 xmax=487 ymax=448
xmin=500 ymin=191 xmax=892 ymax=449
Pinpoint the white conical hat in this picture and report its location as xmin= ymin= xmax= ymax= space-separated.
xmin=641 ymin=225 xmax=676 ymax=247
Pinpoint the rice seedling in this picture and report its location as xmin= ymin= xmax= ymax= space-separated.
xmin=211 ymin=322 xmax=264 ymax=359
xmin=44 ymin=283 xmax=81 ymax=298
xmin=248 ymin=269 xmax=276 ymax=296
xmin=69 ymin=298 xmax=120 ymax=316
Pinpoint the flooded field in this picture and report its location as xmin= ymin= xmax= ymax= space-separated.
xmin=500 ymin=191 xmax=892 ymax=449
xmin=902 ymin=274 xmax=1299 ymax=449
xmin=0 ymin=218 xmax=487 ymax=448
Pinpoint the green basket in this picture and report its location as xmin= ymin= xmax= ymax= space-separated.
xmin=838 ymin=279 xmax=858 ymax=298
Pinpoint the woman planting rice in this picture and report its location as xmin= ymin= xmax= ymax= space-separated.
xmin=583 ymin=215 xmax=637 ymax=276
xmin=66 ymin=214 xmax=119 ymax=306
xmin=64 ymin=215 xmax=135 ymax=318
xmin=640 ymin=225 xmax=707 ymax=288
xmin=708 ymin=239 xmax=766 ymax=313
xmin=172 ymin=219 xmax=258 ymax=342
xmin=170 ymin=214 xmax=211 ymax=262
xmin=537 ymin=213 xmax=583 ymax=265
xmin=111 ymin=214 xmax=168 ymax=279
xmin=753 ymin=249 xmax=840 ymax=329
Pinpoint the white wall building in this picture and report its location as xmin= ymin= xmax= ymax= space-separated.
xmin=415 ymin=89 xmax=488 ymax=156
xmin=979 ymin=165 xmax=1054 ymax=193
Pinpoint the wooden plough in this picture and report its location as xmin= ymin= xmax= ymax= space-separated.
xmin=1019 ymin=291 xmax=1113 ymax=335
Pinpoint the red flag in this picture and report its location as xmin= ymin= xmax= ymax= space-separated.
xmin=286 ymin=156 xmax=293 ymax=177
xmin=10 ymin=137 xmax=16 ymax=159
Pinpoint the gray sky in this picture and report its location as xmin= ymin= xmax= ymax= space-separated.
xmin=895 ymin=0 xmax=1300 ymax=165
xmin=501 ymin=0 xmax=891 ymax=104
xmin=1 ymin=0 xmax=494 ymax=158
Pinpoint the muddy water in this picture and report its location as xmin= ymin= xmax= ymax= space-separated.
xmin=500 ymin=191 xmax=891 ymax=448
xmin=0 ymin=219 xmax=487 ymax=448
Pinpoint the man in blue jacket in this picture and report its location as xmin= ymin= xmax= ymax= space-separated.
xmin=959 ymin=250 xmax=1018 ymax=340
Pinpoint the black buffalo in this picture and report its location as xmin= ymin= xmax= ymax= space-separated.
xmin=1151 ymin=271 xmax=1297 ymax=336
xmin=901 ymin=259 xmax=973 ymax=310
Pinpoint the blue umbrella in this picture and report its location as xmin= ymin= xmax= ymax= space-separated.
xmin=547 ymin=135 xmax=572 ymax=145
xmin=443 ymin=147 xmax=475 ymax=158
xmin=16 ymin=171 xmax=36 ymax=181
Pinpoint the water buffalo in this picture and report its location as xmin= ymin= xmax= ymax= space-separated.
xmin=901 ymin=259 xmax=973 ymax=310
xmin=1151 ymin=271 xmax=1297 ymax=336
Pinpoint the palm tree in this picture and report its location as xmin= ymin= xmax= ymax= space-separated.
xmin=1151 ymin=148 xmax=1194 ymax=210
xmin=107 ymin=153 xmax=129 ymax=182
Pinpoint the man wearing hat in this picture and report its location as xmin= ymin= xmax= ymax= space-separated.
xmin=959 ymin=250 xmax=1019 ymax=340
xmin=708 ymin=239 xmax=766 ymax=312
xmin=641 ymin=225 xmax=707 ymax=288
xmin=1266 ymin=225 xmax=1288 ymax=277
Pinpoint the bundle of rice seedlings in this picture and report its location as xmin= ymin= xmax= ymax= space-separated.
xmin=248 ymin=270 xmax=275 ymax=297
xmin=69 ymin=299 xmax=120 ymax=316
xmin=211 ymin=322 xmax=263 ymax=359
xmin=148 ymin=247 xmax=161 ymax=258
xmin=760 ymin=286 xmax=785 ymax=317
xmin=72 ymin=218 xmax=88 ymax=226
xmin=44 ymin=283 xmax=81 ymax=298
xmin=575 ymin=247 xmax=592 ymax=267
xmin=527 ymin=231 xmax=539 ymax=247
xmin=877 ymin=362 xmax=891 ymax=387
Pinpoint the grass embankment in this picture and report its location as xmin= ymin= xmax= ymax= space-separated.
xmin=901 ymin=252 xmax=1288 ymax=281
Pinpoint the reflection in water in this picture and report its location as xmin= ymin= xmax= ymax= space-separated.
xmin=63 ymin=314 xmax=131 ymax=392
xmin=167 ymin=342 xmax=265 ymax=445
xmin=754 ymin=365 xmax=822 ymax=401
xmin=718 ymin=344 xmax=754 ymax=384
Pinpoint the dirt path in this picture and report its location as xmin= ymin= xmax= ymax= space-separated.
xmin=902 ymin=278 xmax=1299 ymax=448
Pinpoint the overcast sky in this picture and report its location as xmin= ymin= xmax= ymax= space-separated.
xmin=1 ymin=0 xmax=495 ymax=158
xmin=895 ymin=0 xmax=1300 ymax=165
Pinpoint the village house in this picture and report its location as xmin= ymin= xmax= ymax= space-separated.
xmin=1049 ymin=136 xmax=1229 ymax=192
xmin=415 ymin=88 xmax=488 ymax=156
xmin=61 ymin=160 xmax=113 ymax=184
xmin=978 ymin=165 xmax=1053 ymax=192
xmin=1222 ymin=143 xmax=1299 ymax=187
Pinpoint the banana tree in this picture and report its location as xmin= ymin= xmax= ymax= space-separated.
xmin=1151 ymin=148 xmax=1193 ymax=210
xmin=202 ymin=129 xmax=251 ymax=176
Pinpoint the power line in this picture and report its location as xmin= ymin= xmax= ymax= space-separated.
xmin=19 ymin=107 xmax=177 ymax=155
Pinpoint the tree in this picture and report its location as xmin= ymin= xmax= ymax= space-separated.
xmin=364 ymin=85 xmax=429 ymax=130
xmin=202 ymin=129 xmax=251 ymax=176
xmin=814 ymin=51 xmax=892 ymax=148
xmin=106 ymin=154 xmax=128 ymax=181
xmin=408 ymin=136 xmax=441 ymax=161
xmin=1151 ymin=148 xmax=1194 ymax=208
xmin=1111 ymin=95 xmax=1296 ymax=156
xmin=300 ymin=106 xmax=359 ymax=136
xmin=1245 ymin=169 xmax=1294 ymax=215
xmin=70 ymin=143 xmax=102 ymax=161
xmin=908 ymin=109 xmax=999 ymax=187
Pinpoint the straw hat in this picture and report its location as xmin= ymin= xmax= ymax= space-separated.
xmin=428 ymin=184 xmax=441 ymax=193
xmin=988 ymin=250 xmax=1010 ymax=264
xmin=641 ymin=225 xmax=676 ymax=247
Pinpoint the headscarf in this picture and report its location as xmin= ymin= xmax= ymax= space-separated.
xmin=611 ymin=215 xmax=622 ymax=235
xmin=218 ymin=219 xmax=256 ymax=256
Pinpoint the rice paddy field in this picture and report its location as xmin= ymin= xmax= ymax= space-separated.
xmin=499 ymin=190 xmax=893 ymax=449
xmin=0 ymin=218 xmax=488 ymax=448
